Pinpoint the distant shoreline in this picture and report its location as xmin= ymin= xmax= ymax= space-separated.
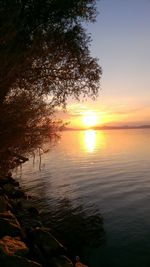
xmin=64 ymin=125 xmax=150 ymax=131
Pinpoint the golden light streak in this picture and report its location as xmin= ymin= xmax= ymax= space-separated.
xmin=84 ymin=130 xmax=96 ymax=152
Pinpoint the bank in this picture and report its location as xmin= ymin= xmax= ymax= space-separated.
xmin=0 ymin=172 xmax=74 ymax=267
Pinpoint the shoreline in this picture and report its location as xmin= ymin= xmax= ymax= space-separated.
xmin=0 ymin=173 xmax=74 ymax=267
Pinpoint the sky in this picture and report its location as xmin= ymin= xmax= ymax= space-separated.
xmin=60 ymin=0 xmax=150 ymax=129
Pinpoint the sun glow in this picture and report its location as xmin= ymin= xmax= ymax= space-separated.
xmin=82 ymin=111 xmax=98 ymax=128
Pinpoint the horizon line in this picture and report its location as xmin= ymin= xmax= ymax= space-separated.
xmin=63 ymin=124 xmax=150 ymax=131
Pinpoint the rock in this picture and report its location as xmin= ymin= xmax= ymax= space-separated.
xmin=0 ymin=176 xmax=14 ymax=186
xmin=0 ymin=196 xmax=9 ymax=212
xmin=0 ymin=210 xmax=21 ymax=237
xmin=3 ymin=184 xmax=15 ymax=194
xmin=27 ymin=195 xmax=32 ymax=199
xmin=0 ymin=210 xmax=16 ymax=219
xmin=12 ymin=203 xmax=42 ymax=229
xmin=18 ymin=215 xmax=42 ymax=229
xmin=27 ymin=207 xmax=39 ymax=216
xmin=0 ymin=255 xmax=43 ymax=267
xmin=16 ymin=199 xmax=38 ymax=211
xmin=0 ymin=175 xmax=19 ymax=187
xmin=3 ymin=184 xmax=25 ymax=199
xmin=30 ymin=228 xmax=65 ymax=257
xmin=0 ymin=187 xmax=4 ymax=195
xmin=0 ymin=220 xmax=20 ymax=238
xmin=50 ymin=255 xmax=73 ymax=267
xmin=6 ymin=171 xmax=12 ymax=178
xmin=12 ymin=181 xmax=20 ymax=187
xmin=13 ymin=154 xmax=29 ymax=164
xmin=11 ymin=189 xmax=25 ymax=199
xmin=0 ymin=235 xmax=29 ymax=256
xmin=30 ymin=244 xmax=47 ymax=266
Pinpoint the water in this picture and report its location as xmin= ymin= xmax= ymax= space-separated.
xmin=14 ymin=129 xmax=150 ymax=267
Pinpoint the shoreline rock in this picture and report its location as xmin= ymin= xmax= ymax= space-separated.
xmin=0 ymin=174 xmax=74 ymax=267
xmin=0 ymin=235 xmax=29 ymax=256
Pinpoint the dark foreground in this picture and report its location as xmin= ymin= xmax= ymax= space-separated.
xmin=0 ymin=173 xmax=74 ymax=267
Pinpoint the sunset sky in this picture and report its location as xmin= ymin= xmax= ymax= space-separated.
xmin=60 ymin=0 xmax=150 ymax=129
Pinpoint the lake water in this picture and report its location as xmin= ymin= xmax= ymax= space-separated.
xmin=14 ymin=129 xmax=150 ymax=267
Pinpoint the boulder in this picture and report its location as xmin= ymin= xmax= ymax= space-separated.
xmin=30 ymin=228 xmax=65 ymax=257
xmin=15 ymin=199 xmax=39 ymax=214
xmin=3 ymin=185 xmax=25 ymax=199
xmin=12 ymin=181 xmax=20 ymax=187
xmin=17 ymin=213 xmax=42 ymax=229
xmin=3 ymin=184 xmax=25 ymax=199
xmin=3 ymin=184 xmax=15 ymax=194
xmin=0 ymin=187 xmax=4 ymax=195
xmin=0 ymin=210 xmax=21 ymax=237
xmin=11 ymin=188 xmax=25 ymax=199
xmin=0 ymin=176 xmax=19 ymax=187
xmin=0 ymin=176 xmax=14 ymax=186
xmin=0 ymin=235 xmax=29 ymax=256
xmin=0 ymin=196 xmax=10 ymax=212
xmin=0 ymin=210 xmax=16 ymax=219
xmin=27 ymin=207 xmax=39 ymax=216
xmin=50 ymin=255 xmax=73 ymax=267
xmin=29 ymin=244 xmax=47 ymax=266
xmin=12 ymin=203 xmax=42 ymax=229
xmin=0 ymin=255 xmax=43 ymax=267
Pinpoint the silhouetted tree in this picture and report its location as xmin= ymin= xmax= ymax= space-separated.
xmin=0 ymin=0 xmax=102 ymax=105
xmin=0 ymin=90 xmax=63 ymax=174
xmin=0 ymin=1 xmax=102 ymax=174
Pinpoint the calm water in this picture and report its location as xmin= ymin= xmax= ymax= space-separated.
xmin=14 ymin=129 xmax=150 ymax=267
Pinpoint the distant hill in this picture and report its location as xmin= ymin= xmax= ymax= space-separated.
xmin=64 ymin=124 xmax=150 ymax=131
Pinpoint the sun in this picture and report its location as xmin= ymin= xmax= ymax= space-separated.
xmin=82 ymin=111 xmax=98 ymax=128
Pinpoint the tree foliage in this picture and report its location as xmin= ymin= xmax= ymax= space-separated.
xmin=0 ymin=0 xmax=102 ymax=105
xmin=0 ymin=90 xmax=63 ymax=174
xmin=0 ymin=1 xmax=102 ymax=174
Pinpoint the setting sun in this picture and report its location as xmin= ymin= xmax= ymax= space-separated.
xmin=82 ymin=111 xmax=98 ymax=128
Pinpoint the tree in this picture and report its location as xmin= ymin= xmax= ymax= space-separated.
xmin=0 ymin=1 xmax=102 ymax=174
xmin=0 ymin=89 xmax=63 ymax=174
xmin=0 ymin=0 xmax=102 ymax=106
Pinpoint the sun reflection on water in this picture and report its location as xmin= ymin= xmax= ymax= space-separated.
xmin=83 ymin=130 xmax=105 ymax=153
xmin=84 ymin=130 xmax=96 ymax=152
